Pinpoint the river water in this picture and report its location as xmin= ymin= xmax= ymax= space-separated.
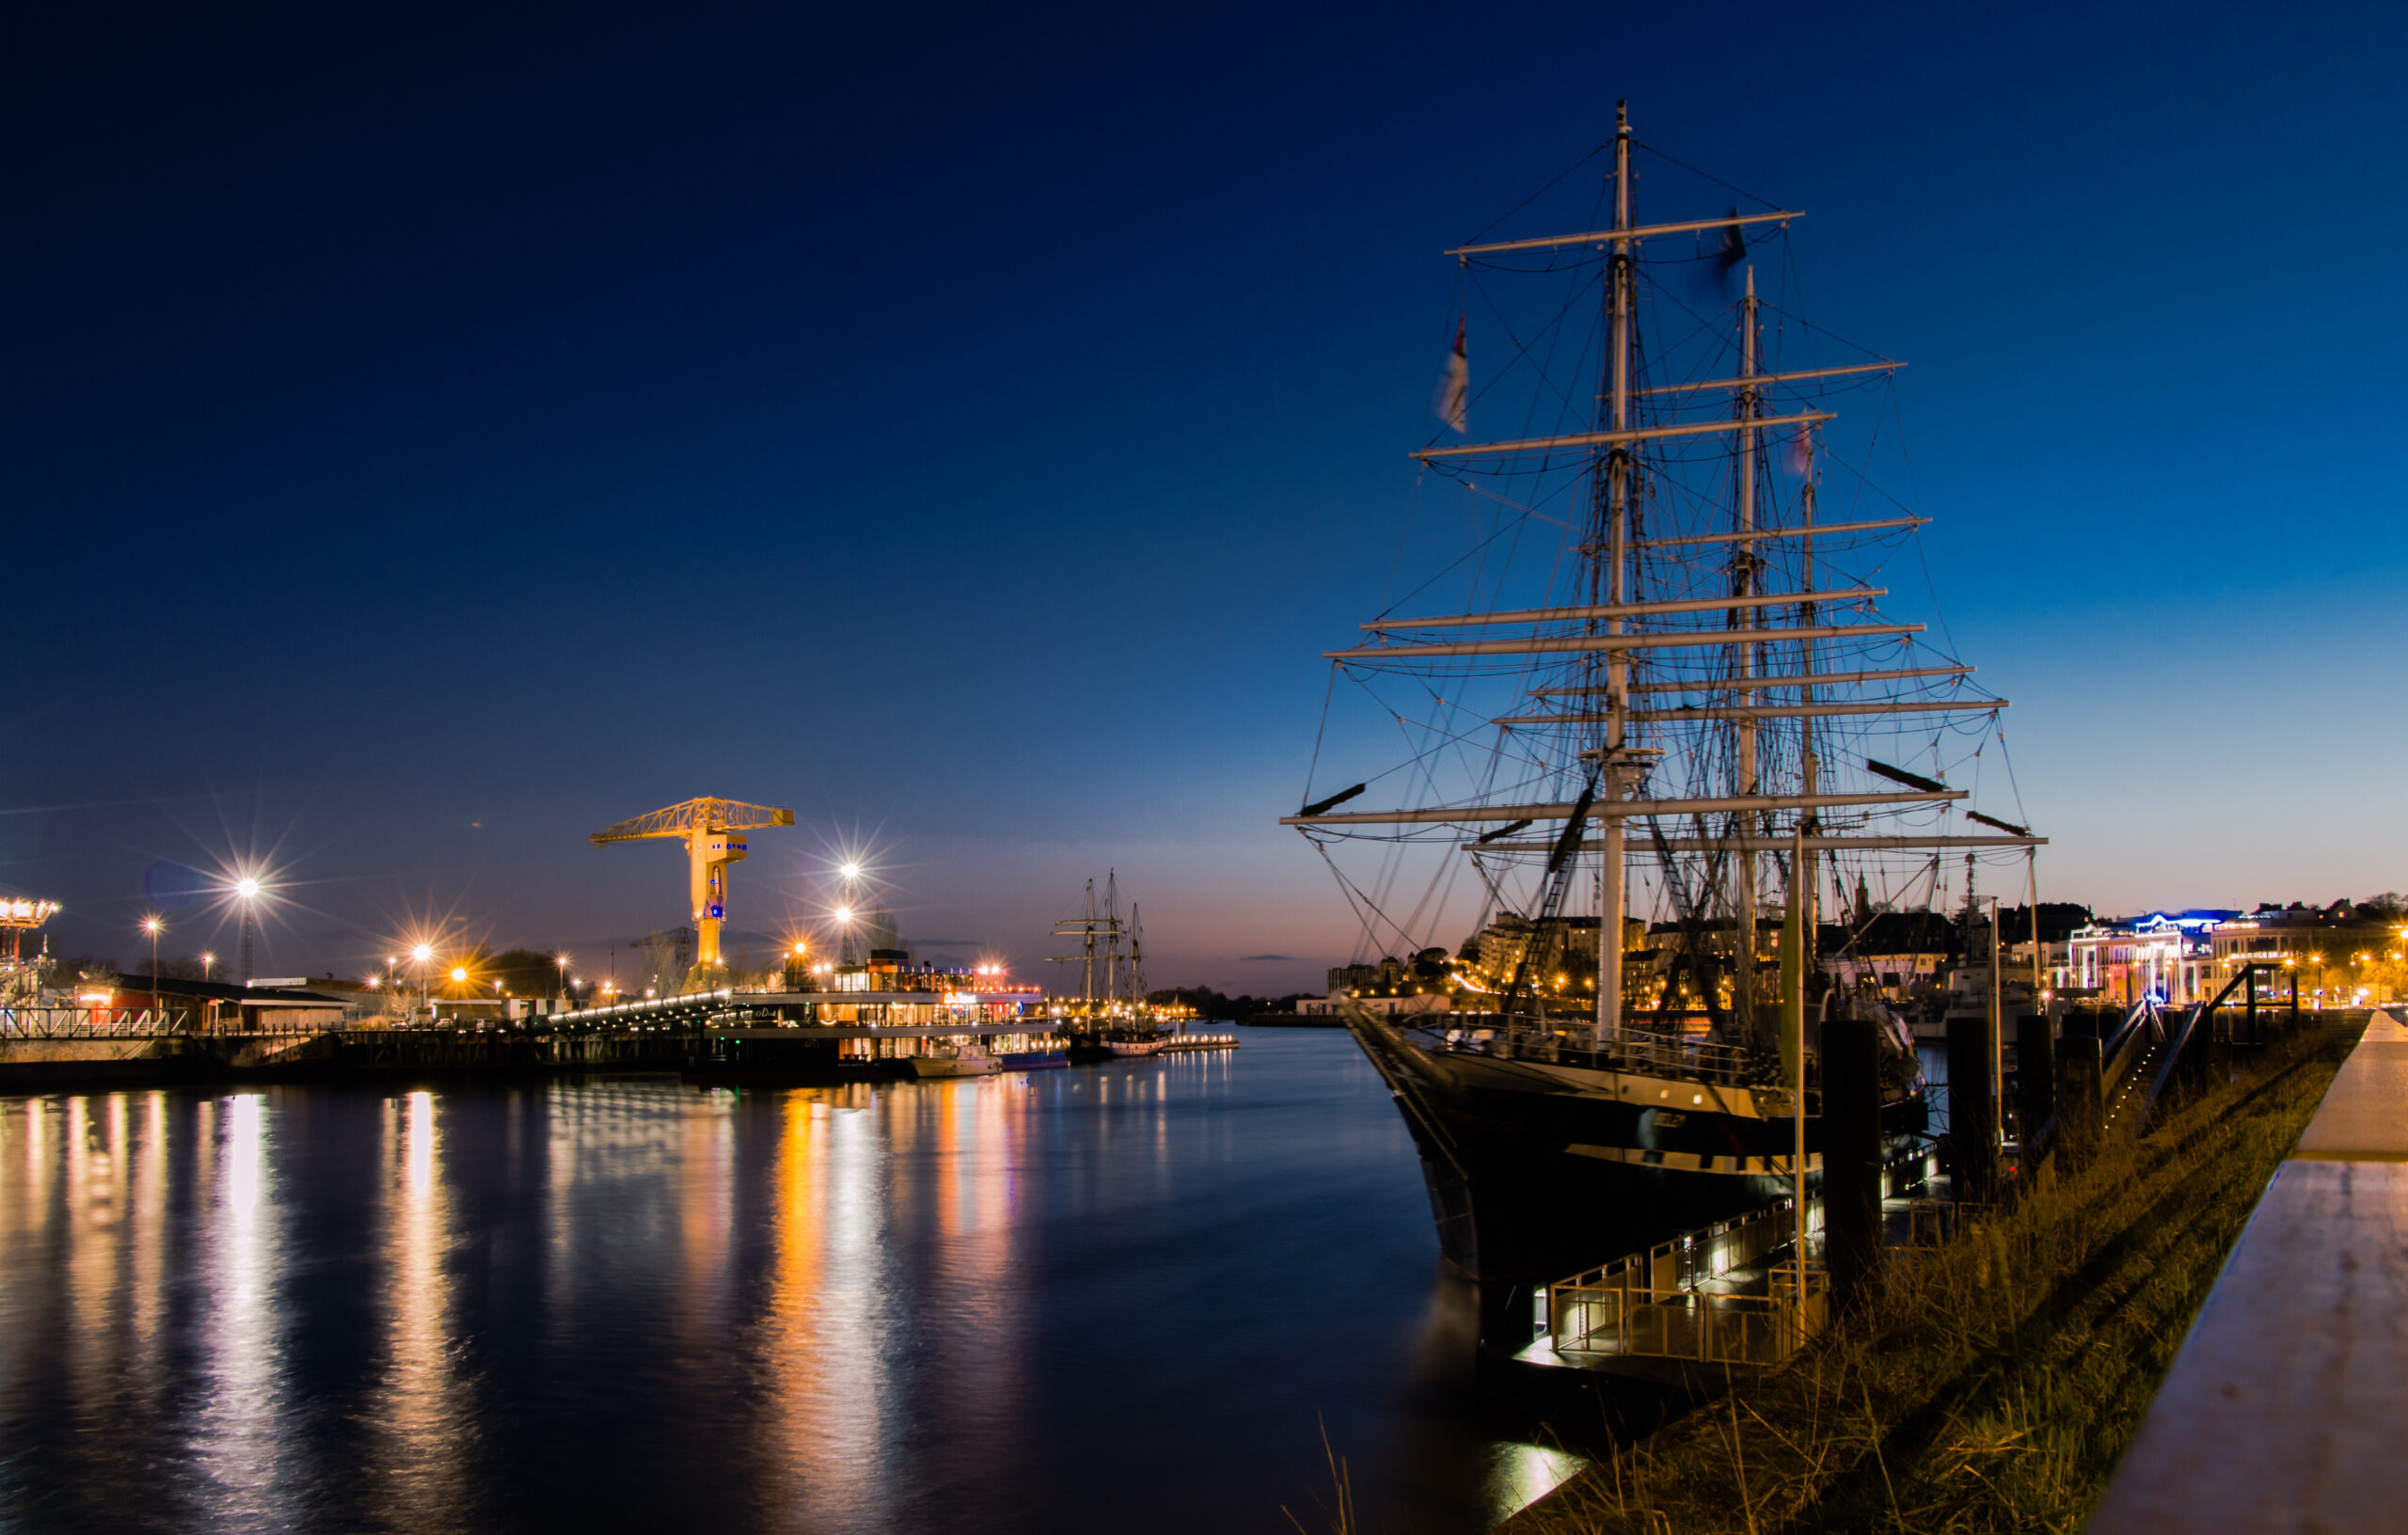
xmin=0 ymin=1027 xmax=1584 ymax=1534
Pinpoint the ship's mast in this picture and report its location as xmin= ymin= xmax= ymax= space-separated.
xmin=1594 ymin=102 xmax=1634 ymax=1050
xmin=1128 ymin=903 xmax=1146 ymax=1009
xmin=1798 ymin=430 xmax=1820 ymax=1035
xmin=1049 ymin=878 xmax=1136 ymax=1020
xmin=1286 ymin=115 xmax=2054 ymax=1070
xmin=1732 ymin=265 xmax=1763 ymax=1052
xmin=1105 ymin=870 xmax=1120 ymax=1006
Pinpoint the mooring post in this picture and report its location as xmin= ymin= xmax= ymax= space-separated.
xmin=1946 ymin=1011 xmax=1999 ymax=1205
xmin=2057 ymin=1018 xmax=2103 ymax=1171
xmin=1823 ymin=1009 xmax=1883 ymax=1309
xmin=2017 ymin=1013 xmax=2054 ymax=1158
xmin=2182 ymin=1002 xmax=2218 ymax=1087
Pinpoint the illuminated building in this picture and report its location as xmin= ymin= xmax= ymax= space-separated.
xmin=2067 ymin=911 xmax=2239 ymax=1005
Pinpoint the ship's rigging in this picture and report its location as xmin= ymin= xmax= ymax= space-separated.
xmin=1287 ymin=103 xmax=2043 ymax=1067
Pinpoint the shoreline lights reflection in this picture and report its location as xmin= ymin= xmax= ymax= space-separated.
xmin=0 ymin=1042 xmax=1576 ymax=1535
xmin=198 ymin=1092 xmax=285 ymax=1527
xmin=373 ymin=1089 xmax=463 ymax=1523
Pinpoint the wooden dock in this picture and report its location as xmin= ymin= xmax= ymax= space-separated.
xmin=1158 ymin=1034 xmax=1240 ymax=1053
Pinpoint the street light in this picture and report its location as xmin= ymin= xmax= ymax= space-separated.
xmin=230 ymin=875 xmax=262 ymax=981
xmin=407 ymin=944 xmax=435 ymax=1024
xmin=140 ymin=916 xmax=163 ymax=1004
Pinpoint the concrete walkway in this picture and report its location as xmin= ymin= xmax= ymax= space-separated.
xmin=2087 ymin=1009 xmax=2408 ymax=1532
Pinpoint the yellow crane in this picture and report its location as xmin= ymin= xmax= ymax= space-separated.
xmin=592 ymin=798 xmax=794 ymax=977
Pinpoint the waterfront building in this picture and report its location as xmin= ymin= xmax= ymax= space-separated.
xmin=89 ymin=973 xmax=360 ymax=1030
xmin=2004 ymin=937 xmax=2074 ymax=993
xmin=1326 ymin=948 xmax=1453 ymax=1000
xmin=2067 ymin=912 xmax=2239 ymax=1005
xmin=2210 ymin=901 xmax=2408 ymax=1005
xmin=1818 ymin=910 xmax=1955 ymax=1005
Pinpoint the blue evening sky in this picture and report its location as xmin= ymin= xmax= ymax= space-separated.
xmin=5 ymin=1 xmax=2402 ymax=992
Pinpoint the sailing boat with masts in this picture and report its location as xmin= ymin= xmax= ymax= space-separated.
xmin=1286 ymin=104 xmax=2044 ymax=1285
xmin=1049 ymin=873 xmax=1171 ymax=1058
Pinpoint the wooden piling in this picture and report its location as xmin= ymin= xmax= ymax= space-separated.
xmin=2017 ymin=1013 xmax=2054 ymax=1156
xmin=1947 ymin=1012 xmax=1999 ymax=1204
xmin=2058 ymin=1025 xmax=2103 ymax=1171
xmin=1823 ymin=1011 xmax=1884 ymax=1309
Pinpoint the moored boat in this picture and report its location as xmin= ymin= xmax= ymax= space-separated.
xmin=1285 ymin=103 xmax=2043 ymax=1289
xmin=910 ymin=1043 xmax=999 ymax=1079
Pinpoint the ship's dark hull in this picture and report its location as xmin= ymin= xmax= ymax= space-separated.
xmin=1064 ymin=1030 xmax=1170 ymax=1064
xmin=1349 ymin=1013 xmax=1928 ymax=1283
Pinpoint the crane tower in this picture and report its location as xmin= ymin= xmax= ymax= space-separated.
xmin=592 ymin=798 xmax=794 ymax=977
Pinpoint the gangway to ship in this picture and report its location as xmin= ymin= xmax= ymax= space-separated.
xmin=1527 ymin=1143 xmax=1941 ymax=1380
xmin=2095 ymin=962 xmax=2296 ymax=1137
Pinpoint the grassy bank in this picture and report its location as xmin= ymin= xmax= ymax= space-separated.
xmin=1501 ymin=1021 xmax=2357 ymax=1535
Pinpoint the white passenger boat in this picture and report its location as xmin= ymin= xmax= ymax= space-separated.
xmin=911 ymin=1044 xmax=1000 ymax=1079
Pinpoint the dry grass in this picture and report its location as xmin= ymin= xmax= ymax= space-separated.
xmin=1501 ymin=1021 xmax=2356 ymax=1535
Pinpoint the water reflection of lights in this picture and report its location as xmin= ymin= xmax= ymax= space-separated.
xmin=761 ymin=1093 xmax=885 ymax=1524
xmin=753 ymin=1078 xmax=1034 ymax=1526
xmin=133 ymin=1093 xmax=167 ymax=1358
xmin=676 ymin=1086 xmax=737 ymax=1353
xmin=371 ymin=1089 xmax=463 ymax=1524
xmin=196 ymin=1093 xmax=289 ymax=1524
xmin=19 ymin=1099 xmax=47 ymax=1238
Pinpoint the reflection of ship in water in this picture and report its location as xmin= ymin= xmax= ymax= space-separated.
xmin=1285 ymin=105 xmax=2043 ymax=1294
xmin=1047 ymin=874 xmax=1179 ymax=1061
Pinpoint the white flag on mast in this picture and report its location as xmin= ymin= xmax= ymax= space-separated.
xmin=1432 ymin=318 xmax=1467 ymax=434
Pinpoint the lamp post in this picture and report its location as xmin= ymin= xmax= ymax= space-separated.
xmin=141 ymin=916 xmax=163 ymax=1018
xmin=230 ymin=877 xmax=262 ymax=981
xmin=837 ymin=862 xmax=863 ymax=966
xmin=555 ymin=953 xmax=569 ymax=1009
xmin=413 ymin=944 xmax=434 ymax=1024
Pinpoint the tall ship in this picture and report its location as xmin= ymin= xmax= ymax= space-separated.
xmin=1048 ymin=874 xmax=1174 ymax=1058
xmin=1285 ymin=105 xmax=2043 ymax=1287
